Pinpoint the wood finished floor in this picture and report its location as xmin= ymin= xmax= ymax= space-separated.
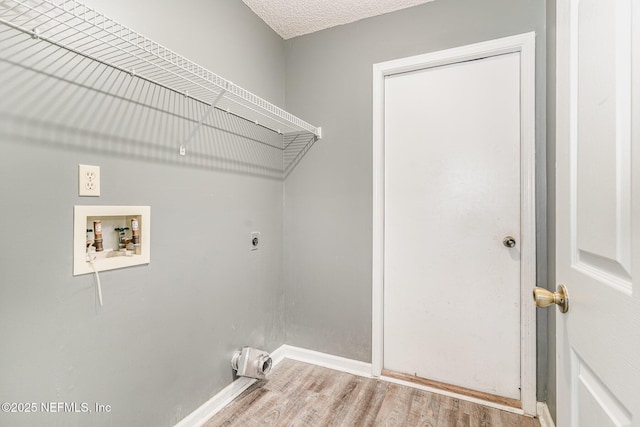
xmin=204 ymin=359 xmax=541 ymax=427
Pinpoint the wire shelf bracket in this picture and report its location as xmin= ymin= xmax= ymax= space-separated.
xmin=180 ymin=89 xmax=226 ymax=156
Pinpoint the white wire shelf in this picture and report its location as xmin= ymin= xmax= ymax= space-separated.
xmin=0 ymin=0 xmax=322 ymax=140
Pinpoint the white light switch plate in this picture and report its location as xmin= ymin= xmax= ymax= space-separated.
xmin=79 ymin=164 xmax=100 ymax=197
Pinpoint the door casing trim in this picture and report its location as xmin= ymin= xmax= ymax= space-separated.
xmin=371 ymin=32 xmax=537 ymax=416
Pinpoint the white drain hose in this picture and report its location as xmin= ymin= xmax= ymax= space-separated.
xmin=87 ymin=246 xmax=103 ymax=307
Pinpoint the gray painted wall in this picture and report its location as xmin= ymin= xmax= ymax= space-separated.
xmin=0 ymin=1 xmax=286 ymax=426
xmin=283 ymin=0 xmax=549 ymax=399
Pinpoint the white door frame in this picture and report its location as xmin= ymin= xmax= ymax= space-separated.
xmin=372 ymin=32 xmax=537 ymax=416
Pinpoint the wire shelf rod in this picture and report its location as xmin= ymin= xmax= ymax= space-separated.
xmin=0 ymin=0 xmax=319 ymax=137
xmin=30 ymin=13 xmax=296 ymax=134
xmin=0 ymin=16 xmax=297 ymax=137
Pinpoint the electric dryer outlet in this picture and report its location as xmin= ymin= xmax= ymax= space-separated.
xmin=251 ymin=232 xmax=260 ymax=251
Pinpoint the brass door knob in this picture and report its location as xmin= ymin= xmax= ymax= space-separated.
xmin=533 ymin=285 xmax=569 ymax=313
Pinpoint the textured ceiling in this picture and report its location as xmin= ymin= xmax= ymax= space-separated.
xmin=241 ymin=0 xmax=435 ymax=40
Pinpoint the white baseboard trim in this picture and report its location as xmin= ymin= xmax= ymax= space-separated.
xmin=268 ymin=343 xmax=288 ymax=366
xmin=276 ymin=344 xmax=373 ymax=378
xmin=173 ymin=376 xmax=256 ymax=427
xmin=537 ymin=402 xmax=556 ymax=427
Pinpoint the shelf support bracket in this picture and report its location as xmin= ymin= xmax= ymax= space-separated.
xmin=179 ymin=89 xmax=226 ymax=156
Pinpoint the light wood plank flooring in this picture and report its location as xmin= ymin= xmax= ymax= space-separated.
xmin=204 ymin=359 xmax=541 ymax=427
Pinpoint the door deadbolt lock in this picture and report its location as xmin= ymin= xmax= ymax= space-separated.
xmin=503 ymin=236 xmax=516 ymax=248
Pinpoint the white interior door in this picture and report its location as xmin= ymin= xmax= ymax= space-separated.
xmin=383 ymin=53 xmax=522 ymax=401
xmin=555 ymin=0 xmax=640 ymax=425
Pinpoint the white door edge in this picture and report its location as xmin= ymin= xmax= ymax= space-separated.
xmin=371 ymin=32 xmax=537 ymax=416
